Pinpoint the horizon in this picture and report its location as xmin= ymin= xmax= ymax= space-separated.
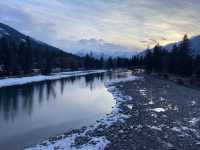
xmin=0 ymin=0 xmax=200 ymax=52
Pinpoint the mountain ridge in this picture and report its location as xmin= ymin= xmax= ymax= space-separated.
xmin=64 ymin=38 xmax=139 ymax=59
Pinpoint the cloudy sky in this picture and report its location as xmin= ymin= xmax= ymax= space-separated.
xmin=0 ymin=0 xmax=199 ymax=51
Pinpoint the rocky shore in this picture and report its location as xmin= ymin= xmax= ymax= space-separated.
xmin=27 ymin=74 xmax=200 ymax=150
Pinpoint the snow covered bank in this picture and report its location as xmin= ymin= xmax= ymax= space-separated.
xmin=0 ymin=70 xmax=106 ymax=88
xmin=25 ymin=75 xmax=141 ymax=150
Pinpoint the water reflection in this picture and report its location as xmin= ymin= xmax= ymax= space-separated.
xmin=0 ymin=73 xmax=107 ymax=122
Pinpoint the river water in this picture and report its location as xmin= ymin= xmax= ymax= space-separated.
xmin=0 ymin=70 xmax=132 ymax=150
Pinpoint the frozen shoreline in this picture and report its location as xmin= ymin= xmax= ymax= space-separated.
xmin=0 ymin=70 xmax=107 ymax=88
xmin=25 ymin=75 xmax=141 ymax=150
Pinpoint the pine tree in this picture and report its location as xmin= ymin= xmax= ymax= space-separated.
xmin=168 ymin=45 xmax=179 ymax=74
xmin=178 ymin=34 xmax=193 ymax=76
xmin=42 ymin=49 xmax=53 ymax=74
xmin=152 ymin=44 xmax=163 ymax=72
xmin=144 ymin=49 xmax=153 ymax=73
xmin=107 ymin=57 xmax=114 ymax=69
xmin=99 ymin=56 xmax=104 ymax=69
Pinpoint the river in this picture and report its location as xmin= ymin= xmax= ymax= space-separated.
xmin=0 ymin=70 xmax=132 ymax=150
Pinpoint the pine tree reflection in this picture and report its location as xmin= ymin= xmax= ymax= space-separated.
xmin=0 ymin=72 xmax=110 ymax=122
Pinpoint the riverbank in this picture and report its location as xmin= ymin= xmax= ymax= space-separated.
xmin=26 ymin=74 xmax=200 ymax=150
xmin=0 ymin=70 xmax=106 ymax=88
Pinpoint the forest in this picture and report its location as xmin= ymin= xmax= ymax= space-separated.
xmin=141 ymin=35 xmax=200 ymax=79
xmin=0 ymin=34 xmax=199 ymax=80
xmin=0 ymin=35 xmax=136 ymax=77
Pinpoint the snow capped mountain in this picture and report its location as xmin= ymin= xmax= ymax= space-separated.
xmin=64 ymin=39 xmax=138 ymax=58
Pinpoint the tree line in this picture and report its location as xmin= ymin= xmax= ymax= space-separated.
xmin=0 ymin=36 xmax=139 ymax=77
xmin=83 ymin=53 xmax=143 ymax=70
xmin=0 ymin=36 xmax=85 ymax=76
xmin=1 ymin=34 xmax=197 ymax=78
xmin=142 ymin=35 xmax=200 ymax=78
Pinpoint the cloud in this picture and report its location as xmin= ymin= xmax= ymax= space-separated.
xmin=0 ymin=0 xmax=199 ymax=51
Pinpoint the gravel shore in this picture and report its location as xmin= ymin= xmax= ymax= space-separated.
xmin=104 ymin=74 xmax=200 ymax=150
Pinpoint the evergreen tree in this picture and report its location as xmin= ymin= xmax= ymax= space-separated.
xmin=152 ymin=44 xmax=163 ymax=72
xmin=99 ymin=56 xmax=104 ymax=69
xmin=178 ymin=34 xmax=193 ymax=76
xmin=144 ymin=49 xmax=153 ymax=73
xmin=24 ymin=36 xmax=33 ymax=74
xmin=107 ymin=57 xmax=114 ymax=69
xmin=194 ymin=55 xmax=200 ymax=79
xmin=42 ymin=49 xmax=53 ymax=74
xmin=168 ymin=45 xmax=179 ymax=74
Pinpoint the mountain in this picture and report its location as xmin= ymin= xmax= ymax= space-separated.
xmin=0 ymin=22 xmax=82 ymax=75
xmin=64 ymin=39 xmax=138 ymax=59
xmin=0 ymin=22 xmax=78 ymax=58
xmin=140 ymin=35 xmax=200 ymax=56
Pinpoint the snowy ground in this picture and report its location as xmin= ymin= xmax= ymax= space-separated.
xmin=25 ymin=75 xmax=141 ymax=150
xmin=0 ymin=70 xmax=106 ymax=88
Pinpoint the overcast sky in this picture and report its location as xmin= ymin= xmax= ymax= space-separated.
xmin=0 ymin=0 xmax=199 ymax=51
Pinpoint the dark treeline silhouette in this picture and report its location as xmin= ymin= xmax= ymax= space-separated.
xmin=0 ymin=35 xmax=141 ymax=77
xmin=83 ymin=53 xmax=142 ymax=70
xmin=0 ymin=36 xmax=84 ymax=76
xmin=142 ymin=34 xmax=200 ymax=78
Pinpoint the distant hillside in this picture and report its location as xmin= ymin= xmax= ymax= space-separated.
xmin=0 ymin=22 xmax=80 ymax=58
xmin=0 ymin=22 xmax=83 ymax=76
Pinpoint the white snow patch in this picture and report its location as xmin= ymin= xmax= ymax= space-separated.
xmin=139 ymin=89 xmax=147 ymax=96
xmin=127 ymin=104 xmax=133 ymax=110
xmin=171 ymin=127 xmax=181 ymax=132
xmin=26 ymin=136 xmax=109 ymax=150
xmin=189 ymin=118 xmax=200 ymax=125
xmin=151 ymin=108 xmax=166 ymax=112
xmin=148 ymin=100 xmax=154 ymax=105
xmin=191 ymin=100 xmax=196 ymax=106
xmin=105 ymin=76 xmax=141 ymax=85
xmin=147 ymin=125 xmax=162 ymax=131
xmin=160 ymin=97 xmax=165 ymax=101
xmin=0 ymin=70 xmax=106 ymax=88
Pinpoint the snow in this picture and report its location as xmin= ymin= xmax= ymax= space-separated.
xmin=139 ymin=89 xmax=147 ymax=96
xmin=0 ymin=70 xmax=106 ymax=88
xmin=191 ymin=100 xmax=196 ymax=106
xmin=160 ymin=97 xmax=165 ymax=101
xmin=105 ymin=76 xmax=141 ymax=85
xmin=26 ymin=136 xmax=109 ymax=150
xmin=147 ymin=125 xmax=162 ymax=131
xmin=25 ymin=75 xmax=141 ymax=150
xmin=148 ymin=100 xmax=154 ymax=105
xmin=171 ymin=127 xmax=181 ymax=132
xmin=151 ymin=108 xmax=166 ymax=112
xmin=189 ymin=118 xmax=200 ymax=125
xmin=127 ymin=104 xmax=133 ymax=110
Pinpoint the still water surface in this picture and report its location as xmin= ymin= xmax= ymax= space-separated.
xmin=0 ymin=71 xmax=131 ymax=150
